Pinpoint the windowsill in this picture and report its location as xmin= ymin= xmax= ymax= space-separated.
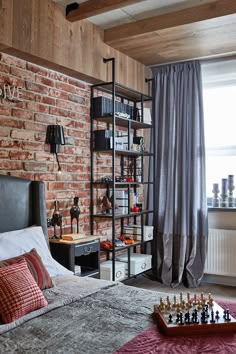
xmin=208 ymin=207 xmax=236 ymax=212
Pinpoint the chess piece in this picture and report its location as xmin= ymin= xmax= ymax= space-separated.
xmin=185 ymin=311 xmax=191 ymax=324
xmin=168 ymin=314 xmax=173 ymax=323
xmin=208 ymin=293 xmax=214 ymax=307
xmin=224 ymin=309 xmax=231 ymax=321
xmin=172 ymin=295 xmax=177 ymax=308
xmin=193 ymin=293 xmax=198 ymax=306
xmin=51 ymin=200 xmax=62 ymax=239
xmin=215 ymin=310 xmax=220 ymax=320
xmin=210 ymin=309 xmax=215 ymax=323
xmin=70 ymin=196 xmax=80 ymax=233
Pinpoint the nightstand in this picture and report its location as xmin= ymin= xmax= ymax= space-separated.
xmin=50 ymin=236 xmax=100 ymax=278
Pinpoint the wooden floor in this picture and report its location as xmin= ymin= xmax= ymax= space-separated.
xmin=125 ymin=273 xmax=236 ymax=302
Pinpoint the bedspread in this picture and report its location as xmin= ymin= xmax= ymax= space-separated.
xmin=0 ymin=276 xmax=162 ymax=354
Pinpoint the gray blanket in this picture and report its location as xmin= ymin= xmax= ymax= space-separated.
xmin=0 ymin=275 xmax=165 ymax=354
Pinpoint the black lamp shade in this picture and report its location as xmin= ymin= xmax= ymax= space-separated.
xmin=46 ymin=125 xmax=65 ymax=153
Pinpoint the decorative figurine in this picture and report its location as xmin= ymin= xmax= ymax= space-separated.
xmin=70 ymin=196 xmax=80 ymax=233
xmin=51 ymin=200 xmax=62 ymax=239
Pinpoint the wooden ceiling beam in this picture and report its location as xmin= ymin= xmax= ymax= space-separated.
xmin=105 ymin=0 xmax=236 ymax=44
xmin=66 ymin=0 xmax=144 ymax=22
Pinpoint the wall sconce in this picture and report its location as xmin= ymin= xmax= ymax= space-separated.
xmin=45 ymin=125 xmax=65 ymax=173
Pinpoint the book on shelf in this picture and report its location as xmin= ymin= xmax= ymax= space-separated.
xmin=62 ymin=233 xmax=86 ymax=241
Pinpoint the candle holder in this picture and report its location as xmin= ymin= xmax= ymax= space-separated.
xmin=220 ymin=178 xmax=228 ymax=207
xmin=228 ymin=176 xmax=235 ymax=207
xmin=212 ymin=183 xmax=220 ymax=207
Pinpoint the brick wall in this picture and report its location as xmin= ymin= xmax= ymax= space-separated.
xmin=0 ymin=53 xmax=93 ymax=237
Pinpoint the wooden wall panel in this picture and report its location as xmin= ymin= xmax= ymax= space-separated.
xmin=0 ymin=0 xmax=148 ymax=93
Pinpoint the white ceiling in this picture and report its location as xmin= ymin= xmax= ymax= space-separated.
xmin=53 ymin=0 xmax=216 ymax=29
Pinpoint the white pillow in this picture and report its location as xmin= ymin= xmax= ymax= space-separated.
xmin=0 ymin=226 xmax=73 ymax=277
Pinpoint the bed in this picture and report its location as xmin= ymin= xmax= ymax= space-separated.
xmin=0 ymin=174 xmax=159 ymax=354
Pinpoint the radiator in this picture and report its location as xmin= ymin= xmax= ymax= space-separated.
xmin=204 ymin=228 xmax=236 ymax=277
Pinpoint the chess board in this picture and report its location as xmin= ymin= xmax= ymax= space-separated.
xmin=154 ymin=293 xmax=236 ymax=336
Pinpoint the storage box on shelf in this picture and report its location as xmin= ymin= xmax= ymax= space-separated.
xmin=100 ymin=260 xmax=126 ymax=281
xmin=116 ymin=253 xmax=152 ymax=276
xmin=124 ymin=225 xmax=154 ymax=241
xmin=91 ymin=76 xmax=154 ymax=281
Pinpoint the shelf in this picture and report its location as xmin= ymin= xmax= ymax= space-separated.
xmin=100 ymin=240 xmax=152 ymax=253
xmin=92 ymin=181 xmax=153 ymax=186
xmin=92 ymin=209 xmax=154 ymax=219
xmin=93 ymin=148 xmax=153 ymax=157
xmin=92 ymin=81 xmax=152 ymax=101
xmin=92 ymin=115 xmax=152 ymax=129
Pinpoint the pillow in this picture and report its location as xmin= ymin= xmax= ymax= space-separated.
xmin=0 ymin=226 xmax=73 ymax=277
xmin=0 ymin=248 xmax=53 ymax=290
xmin=0 ymin=259 xmax=48 ymax=324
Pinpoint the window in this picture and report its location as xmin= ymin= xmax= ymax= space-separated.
xmin=202 ymin=59 xmax=236 ymax=204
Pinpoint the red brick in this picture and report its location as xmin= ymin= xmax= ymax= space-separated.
xmin=0 ymin=129 xmax=8 ymax=138
xmin=74 ymin=121 xmax=89 ymax=130
xmin=49 ymin=71 xmax=68 ymax=82
xmin=34 ymin=173 xmax=56 ymax=181
xmin=35 ymin=152 xmax=53 ymax=161
xmin=68 ymin=93 xmax=85 ymax=104
xmin=10 ymin=151 xmax=34 ymax=160
xmin=8 ymin=172 xmax=35 ymax=180
xmin=56 ymin=99 xmax=76 ymax=111
xmin=49 ymin=106 xmax=68 ymax=117
xmin=10 ymin=67 xmax=35 ymax=81
xmin=75 ymin=88 xmax=90 ymax=98
xmin=68 ymin=77 xmax=86 ymax=89
xmin=26 ymin=102 xmax=49 ymax=113
xmin=24 ymin=162 xmax=47 ymax=171
xmin=27 ymin=63 xmax=48 ymax=77
xmin=55 ymin=82 xmax=76 ymax=94
xmin=24 ymin=121 xmax=46 ymax=132
xmin=1 ymin=99 xmax=25 ymax=109
xmin=19 ymin=89 xmax=35 ymax=101
xmin=34 ymin=113 xmax=55 ymax=124
xmin=1 ymin=54 xmax=26 ymax=69
xmin=12 ymin=108 xmax=33 ymax=120
xmin=0 ymin=105 xmax=11 ymax=116
xmin=0 ymin=161 xmax=23 ymax=170
xmin=0 ymin=150 xmax=9 ymax=158
xmin=0 ymin=140 xmax=21 ymax=148
xmin=26 ymin=81 xmax=49 ymax=95
xmin=0 ymin=73 xmax=24 ymax=87
xmin=35 ymin=95 xmax=56 ymax=106
xmin=55 ymin=117 xmax=75 ymax=128
xmin=68 ymin=130 xmax=85 ymax=139
xmin=11 ymin=130 xmax=35 ymax=141
xmin=66 ymin=164 xmax=86 ymax=172
xmin=0 ymin=63 xmax=10 ymax=73
xmin=0 ymin=117 xmax=24 ymax=128
xmin=35 ymin=76 xmax=55 ymax=87
xmin=49 ymin=88 xmax=68 ymax=100
xmin=22 ymin=142 xmax=44 ymax=151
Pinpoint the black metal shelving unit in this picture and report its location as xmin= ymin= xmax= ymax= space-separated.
xmin=90 ymin=57 xmax=154 ymax=281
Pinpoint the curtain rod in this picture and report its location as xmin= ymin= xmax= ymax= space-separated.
xmin=148 ymin=52 xmax=236 ymax=69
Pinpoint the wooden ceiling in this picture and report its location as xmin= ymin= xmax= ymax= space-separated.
xmin=55 ymin=0 xmax=236 ymax=66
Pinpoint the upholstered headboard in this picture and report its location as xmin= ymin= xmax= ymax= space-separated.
xmin=0 ymin=175 xmax=48 ymax=243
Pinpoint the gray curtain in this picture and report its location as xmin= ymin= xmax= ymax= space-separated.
xmin=150 ymin=61 xmax=208 ymax=288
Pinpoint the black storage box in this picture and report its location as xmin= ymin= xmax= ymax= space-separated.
xmin=93 ymin=130 xmax=112 ymax=150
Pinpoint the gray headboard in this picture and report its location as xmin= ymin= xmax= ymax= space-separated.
xmin=0 ymin=174 xmax=48 ymax=244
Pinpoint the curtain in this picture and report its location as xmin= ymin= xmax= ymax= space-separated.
xmin=150 ymin=61 xmax=208 ymax=288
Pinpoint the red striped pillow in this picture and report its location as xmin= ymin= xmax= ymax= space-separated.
xmin=0 ymin=248 xmax=53 ymax=290
xmin=0 ymin=259 xmax=48 ymax=323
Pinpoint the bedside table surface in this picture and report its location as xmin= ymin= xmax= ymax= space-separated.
xmin=49 ymin=235 xmax=99 ymax=245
